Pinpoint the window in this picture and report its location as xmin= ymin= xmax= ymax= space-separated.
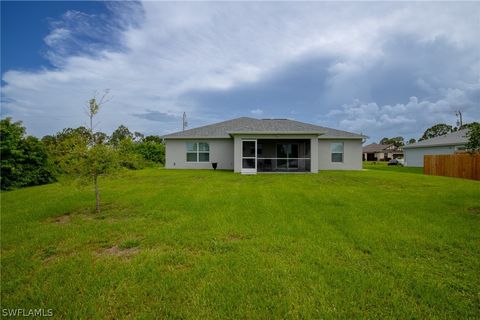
xmin=257 ymin=143 xmax=263 ymax=157
xmin=277 ymin=143 xmax=299 ymax=169
xmin=331 ymin=142 xmax=344 ymax=162
xmin=186 ymin=142 xmax=209 ymax=162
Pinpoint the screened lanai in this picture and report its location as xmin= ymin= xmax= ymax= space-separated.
xmin=241 ymin=139 xmax=311 ymax=173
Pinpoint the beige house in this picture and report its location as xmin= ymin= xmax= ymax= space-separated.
xmin=362 ymin=143 xmax=403 ymax=161
xmin=162 ymin=117 xmax=366 ymax=174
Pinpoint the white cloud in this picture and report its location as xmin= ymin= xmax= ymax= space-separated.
xmin=44 ymin=28 xmax=71 ymax=47
xmin=250 ymin=109 xmax=264 ymax=116
xmin=329 ymin=82 xmax=480 ymax=141
xmin=1 ymin=2 xmax=479 ymax=137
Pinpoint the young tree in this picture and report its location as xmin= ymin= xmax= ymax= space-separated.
xmin=408 ymin=138 xmax=416 ymax=144
xmin=419 ymin=124 xmax=453 ymax=141
xmin=59 ymin=91 xmax=117 ymax=213
xmin=86 ymin=91 xmax=116 ymax=213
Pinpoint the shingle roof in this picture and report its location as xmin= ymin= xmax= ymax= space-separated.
xmin=162 ymin=117 xmax=365 ymax=139
xmin=403 ymin=129 xmax=469 ymax=149
xmin=363 ymin=143 xmax=395 ymax=153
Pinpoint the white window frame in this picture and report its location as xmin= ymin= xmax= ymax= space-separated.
xmin=331 ymin=142 xmax=344 ymax=163
xmin=186 ymin=142 xmax=210 ymax=162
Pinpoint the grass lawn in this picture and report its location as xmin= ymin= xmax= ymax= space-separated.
xmin=1 ymin=168 xmax=479 ymax=319
xmin=363 ymin=160 xmax=424 ymax=174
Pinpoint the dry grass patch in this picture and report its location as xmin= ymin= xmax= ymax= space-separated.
xmin=98 ymin=245 xmax=140 ymax=257
xmin=52 ymin=214 xmax=71 ymax=224
xmin=467 ymin=207 xmax=480 ymax=215
xmin=224 ymin=234 xmax=251 ymax=242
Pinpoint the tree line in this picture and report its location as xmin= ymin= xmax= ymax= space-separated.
xmin=0 ymin=118 xmax=165 ymax=191
xmin=378 ymin=122 xmax=480 ymax=147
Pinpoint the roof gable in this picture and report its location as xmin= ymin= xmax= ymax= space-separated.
xmin=403 ymin=129 xmax=469 ymax=149
xmin=162 ymin=117 xmax=365 ymax=139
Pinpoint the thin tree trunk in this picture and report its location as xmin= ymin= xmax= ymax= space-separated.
xmin=94 ymin=174 xmax=100 ymax=213
xmin=90 ymin=113 xmax=93 ymax=134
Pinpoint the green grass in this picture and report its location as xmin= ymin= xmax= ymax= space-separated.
xmin=1 ymin=168 xmax=479 ymax=319
xmin=363 ymin=160 xmax=424 ymax=174
xmin=118 ymin=239 xmax=141 ymax=250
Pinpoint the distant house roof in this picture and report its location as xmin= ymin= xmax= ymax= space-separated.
xmin=403 ymin=129 xmax=469 ymax=149
xmin=362 ymin=143 xmax=401 ymax=153
xmin=162 ymin=117 xmax=366 ymax=139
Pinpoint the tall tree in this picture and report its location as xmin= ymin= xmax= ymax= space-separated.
xmin=93 ymin=132 xmax=108 ymax=144
xmin=379 ymin=137 xmax=389 ymax=145
xmin=55 ymin=127 xmax=91 ymax=142
xmin=144 ymin=135 xmax=163 ymax=144
xmin=459 ymin=121 xmax=480 ymax=131
xmin=379 ymin=136 xmax=404 ymax=147
xmin=419 ymin=124 xmax=453 ymax=141
xmin=465 ymin=123 xmax=480 ymax=152
xmin=110 ymin=125 xmax=133 ymax=146
xmin=134 ymin=131 xmax=144 ymax=142
xmin=0 ymin=118 xmax=54 ymax=190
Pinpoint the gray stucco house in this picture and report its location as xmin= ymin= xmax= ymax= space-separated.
xmin=162 ymin=117 xmax=366 ymax=174
xmin=403 ymin=129 xmax=469 ymax=167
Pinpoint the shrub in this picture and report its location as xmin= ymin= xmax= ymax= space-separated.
xmin=135 ymin=140 xmax=165 ymax=164
xmin=0 ymin=118 xmax=55 ymax=190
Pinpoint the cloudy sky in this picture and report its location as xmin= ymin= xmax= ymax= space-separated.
xmin=1 ymin=1 xmax=479 ymax=142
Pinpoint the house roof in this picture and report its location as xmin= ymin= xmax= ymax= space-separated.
xmin=363 ymin=143 xmax=392 ymax=153
xmin=363 ymin=143 xmax=403 ymax=153
xmin=363 ymin=143 xmax=403 ymax=154
xmin=162 ymin=117 xmax=366 ymax=139
xmin=403 ymin=129 xmax=469 ymax=149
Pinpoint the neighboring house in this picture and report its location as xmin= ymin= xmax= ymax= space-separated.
xmin=162 ymin=117 xmax=366 ymax=174
xmin=362 ymin=143 xmax=403 ymax=161
xmin=403 ymin=129 xmax=469 ymax=167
